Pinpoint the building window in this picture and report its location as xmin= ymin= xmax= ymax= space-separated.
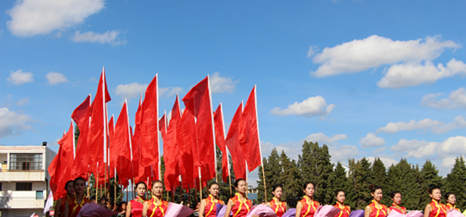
xmin=16 ymin=183 xmax=32 ymax=191
xmin=10 ymin=153 xmax=42 ymax=170
xmin=0 ymin=183 xmax=2 ymax=191
xmin=36 ymin=190 xmax=43 ymax=199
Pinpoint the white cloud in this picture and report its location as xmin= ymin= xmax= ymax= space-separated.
xmin=6 ymin=0 xmax=104 ymax=37
xmin=270 ymin=96 xmax=335 ymax=117
xmin=304 ymin=132 xmax=347 ymax=145
xmin=7 ymin=69 xmax=33 ymax=85
xmin=16 ymin=98 xmax=29 ymax=106
xmin=359 ymin=132 xmax=385 ymax=148
xmin=46 ymin=72 xmax=68 ymax=85
xmin=209 ymin=72 xmax=239 ymax=94
xmin=377 ymin=59 xmax=466 ymax=88
xmin=307 ymin=46 xmax=318 ymax=58
xmin=115 ymin=83 xmax=148 ymax=100
xmin=377 ymin=116 xmax=466 ymax=134
xmin=0 ymin=107 xmax=32 ymax=139
xmin=367 ymin=156 xmax=399 ymax=167
xmin=421 ymin=88 xmax=466 ymax=109
xmin=71 ymin=31 xmax=126 ymax=46
xmin=311 ymin=35 xmax=460 ymax=77
xmin=159 ymin=87 xmax=183 ymax=97
xmin=330 ymin=145 xmax=360 ymax=163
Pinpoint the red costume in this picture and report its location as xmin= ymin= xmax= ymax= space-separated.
xmin=129 ymin=196 xmax=145 ymax=217
xmin=429 ymin=200 xmax=447 ymax=217
xmin=204 ymin=195 xmax=224 ymax=217
xmin=368 ymin=200 xmax=387 ymax=217
xmin=67 ymin=197 xmax=90 ymax=217
xmin=231 ymin=193 xmax=252 ymax=217
xmin=389 ymin=204 xmax=406 ymax=214
xmin=299 ymin=196 xmax=319 ymax=217
xmin=58 ymin=194 xmax=74 ymax=217
xmin=334 ymin=202 xmax=350 ymax=217
xmin=446 ymin=203 xmax=459 ymax=211
xmin=146 ymin=197 xmax=169 ymax=217
xmin=269 ymin=197 xmax=286 ymax=217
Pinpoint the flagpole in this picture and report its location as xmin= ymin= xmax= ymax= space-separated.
xmin=114 ymin=168 xmax=117 ymax=207
xmin=87 ymin=172 xmax=90 ymax=199
xmin=156 ymin=74 xmax=162 ymax=180
xmin=198 ymin=167 xmax=202 ymax=202
xmin=219 ymin=103 xmax=232 ymax=195
xmin=96 ymin=163 xmax=99 ymax=201
xmin=102 ymin=67 xmax=108 ymax=202
xmin=254 ymin=85 xmax=267 ymax=202
xmin=206 ymin=75 xmax=218 ymax=182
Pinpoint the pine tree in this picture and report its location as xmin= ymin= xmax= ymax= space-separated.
xmin=444 ymin=156 xmax=466 ymax=210
xmin=330 ymin=162 xmax=353 ymax=207
xmin=349 ymin=158 xmax=373 ymax=209
xmin=418 ymin=160 xmax=443 ymax=210
xmin=280 ymin=150 xmax=301 ymax=207
xmin=315 ymin=144 xmax=334 ymax=205
xmin=370 ymin=158 xmax=389 ymax=205
xmin=298 ymin=141 xmax=320 ymax=185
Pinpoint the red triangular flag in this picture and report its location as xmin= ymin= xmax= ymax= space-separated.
xmin=113 ymin=101 xmax=133 ymax=186
xmin=239 ymin=86 xmax=262 ymax=172
xmin=108 ymin=116 xmax=115 ymax=179
xmin=72 ymin=95 xmax=91 ymax=179
xmin=225 ymin=102 xmax=246 ymax=179
xmin=164 ymin=96 xmax=182 ymax=191
xmin=214 ymin=103 xmax=229 ymax=182
xmin=177 ymin=109 xmax=196 ymax=190
xmin=132 ymin=95 xmax=142 ymax=181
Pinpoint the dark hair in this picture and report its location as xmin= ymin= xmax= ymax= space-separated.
xmin=64 ymin=180 xmax=74 ymax=190
xmin=428 ymin=185 xmax=441 ymax=194
xmin=134 ymin=182 xmax=147 ymax=190
xmin=302 ymin=182 xmax=315 ymax=190
xmin=209 ymin=182 xmax=219 ymax=189
xmin=235 ymin=179 xmax=246 ymax=187
xmin=444 ymin=192 xmax=455 ymax=200
xmin=120 ymin=201 xmax=127 ymax=206
xmin=99 ymin=197 xmax=107 ymax=202
xmin=334 ymin=189 xmax=345 ymax=197
xmin=151 ymin=180 xmax=163 ymax=188
xmin=90 ymin=195 xmax=96 ymax=200
xmin=390 ymin=191 xmax=401 ymax=199
xmin=74 ymin=177 xmax=86 ymax=186
xmin=369 ymin=185 xmax=382 ymax=193
xmin=272 ymin=185 xmax=282 ymax=192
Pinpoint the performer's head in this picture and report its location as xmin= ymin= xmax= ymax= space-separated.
xmin=428 ymin=185 xmax=441 ymax=201
xmin=73 ymin=177 xmax=86 ymax=195
xmin=234 ymin=179 xmax=247 ymax=195
xmin=151 ymin=180 xmax=163 ymax=197
xmin=390 ymin=191 xmax=402 ymax=205
xmin=64 ymin=180 xmax=75 ymax=195
xmin=302 ymin=182 xmax=315 ymax=198
xmin=370 ymin=185 xmax=382 ymax=202
xmin=444 ymin=192 xmax=456 ymax=205
xmin=134 ymin=182 xmax=147 ymax=198
xmin=334 ymin=189 xmax=345 ymax=204
xmin=272 ymin=185 xmax=283 ymax=199
xmin=208 ymin=182 xmax=220 ymax=197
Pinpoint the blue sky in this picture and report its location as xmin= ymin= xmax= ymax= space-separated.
xmin=2 ymin=0 xmax=466 ymax=184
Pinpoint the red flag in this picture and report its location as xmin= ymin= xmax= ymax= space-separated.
xmin=88 ymin=69 xmax=111 ymax=177
xmin=225 ymin=102 xmax=246 ymax=179
xmin=239 ymin=86 xmax=262 ymax=172
xmin=214 ymin=103 xmax=229 ymax=182
xmin=159 ymin=112 xmax=167 ymax=143
xmin=182 ymin=76 xmax=216 ymax=185
xmin=177 ymin=109 xmax=196 ymax=190
xmin=132 ymin=95 xmax=142 ymax=181
xmin=108 ymin=116 xmax=115 ymax=179
xmin=113 ymin=101 xmax=133 ymax=186
xmin=49 ymin=122 xmax=76 ymax=200
xmin=164 ymin=96 xmax=181 ymax=191
xmin=140 ymin=75 xmax=160 ymax=180
xmin=72 ymin=95 xmax=91 ymax=179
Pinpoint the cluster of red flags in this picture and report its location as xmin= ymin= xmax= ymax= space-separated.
xmin=48 ymin=68 xmax=262 ymax=200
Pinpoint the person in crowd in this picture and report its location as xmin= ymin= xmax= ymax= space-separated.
xmin=389 ymin=191 xmax=406 ymax=214
xmin=55 ymin=180 xmax=75 ymax=217
xmin=90 ymin=195 xmax=96 ymax=203
xmin=117 ymin=201 xmax=127 ymax=217
xmin=333 ymin=189 xmax=350 ymax=217
xmin=224 ymin=179 xmax=253 ymax=217
xmin=444 ymin=192 xmax=459 ymax=211
xmin=126 ymin=182 xmax=147 ymax=217
xmin=424 ymin=186 xmax=447 ymax=217
xmin=142 ymin=180 xmax=169 ymax=217
xmin=99 ymin=197 xmax=107 ymax=207
xmin=296 ymin=182 xmax=320 ymax=217
xmin=64 ymin=177 xmax=91 ymax=217
xmin=199 ymin=182 xmax=225 ymax=217
xmin=364 ymin=185 xmax=388 ymax=217
xmin=267 ymin=185 xmax=286 ymax=217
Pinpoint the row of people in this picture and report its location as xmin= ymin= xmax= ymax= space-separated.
xmin=54 ymin=177 xmax=460 ymax=217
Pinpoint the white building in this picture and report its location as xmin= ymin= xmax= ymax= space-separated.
xmin=0 ymin=145 xmax=56 ymax=217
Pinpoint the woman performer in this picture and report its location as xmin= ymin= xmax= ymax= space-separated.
xmin=64 ymin=177 xmax=90 ymax=217
xmin=296 ymin=182 xmax=320 ymax=217
xmin=200 ymin=182 xmax=225 ymax=217
xmin=364 ymin=185 xmax=388 ymax=217
xmin=55 ymin=180 xmax=75 ymax=217
xmin=268 ymin=185 xmax=287 ymax=217
xmin=126 ymin=182 xmax=147 ymax=217
xmin=444 ymin=192 xmax=459 ymax=211
xmin=224 ymin=179 xmax=253 ymax=217
xmin=142 ymin=181 xmax=169 ymax=217
xmin=424 ymin=186 xmax=447 ymax=217
xmin=389 ymin=191 xmax=406 ymax=214
xmin=333 ymin=190 xmax=350 ymax=217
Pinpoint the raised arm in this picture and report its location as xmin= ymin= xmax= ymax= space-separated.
xmin=199 ymin=199 xmax=207 ymax=217
xmin=224 ymin=199 xmax=234 ymax=217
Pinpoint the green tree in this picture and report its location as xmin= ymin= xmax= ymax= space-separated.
xmin=257 ymin=148 xmax=282 ymax=203
xmin=418 ymin=160 xmax=443 ymax=209
xmin=370 ymin=158 xmax=388 ymax=205
xmin=314 ymin=144 xmax=334 ymax=205
xmin=280 ymin=150 xmax=301 ymax=207
xmin=330 ymin=162 xmax=354 ymax=207
xmin=444 ymin=156 xmax=466 ymax=210
xmin=348 ymin=157 xmax=373 ymax=209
